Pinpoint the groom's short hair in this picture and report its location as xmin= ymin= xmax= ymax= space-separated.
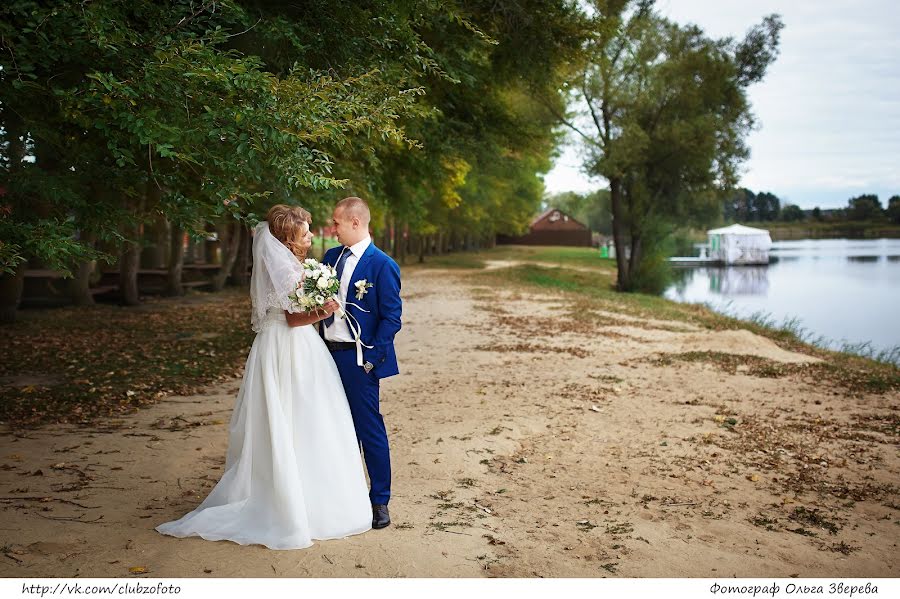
xmin=336 ymin=196 xmax=370 ymax=223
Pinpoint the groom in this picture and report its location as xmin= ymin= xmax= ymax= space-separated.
xmin=320 ymin=196 xmax=401 ymax=530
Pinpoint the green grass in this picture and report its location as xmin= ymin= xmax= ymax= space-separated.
xmin=484 ymin=245 xmax=615 ymax=268
xmin=409 ymin=245 xmax=614 ymax=271
xmin=411 ymin=254 xmax=487 ymax=269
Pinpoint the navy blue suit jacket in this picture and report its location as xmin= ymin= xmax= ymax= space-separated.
xmin=320 ymin=242 xmax=402 ymax=379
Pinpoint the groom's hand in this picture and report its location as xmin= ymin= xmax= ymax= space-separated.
xmin=321 ymin=299 xmax=339 ymax=315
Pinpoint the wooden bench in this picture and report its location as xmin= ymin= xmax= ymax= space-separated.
xmin=89 ymin=284 xmax=119 ymax=296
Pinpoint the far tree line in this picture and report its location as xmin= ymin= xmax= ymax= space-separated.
xmin=723 ymin=189 xmax=900 ymax=224
xmin=545 ymin=187 xmax=900 ymax=238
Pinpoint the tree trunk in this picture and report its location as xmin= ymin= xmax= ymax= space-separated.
xmin=166 ymin=223 xmax=186 ymax=296
xmin=609 ymin=176 xmax=630 ymax=291
xmin=396 ymin=222 xmax=407 ymax=265
xmin=121 ymin=176 xmax=153 ymax=305
xmin=184 ymin=237 xmax=197 ymax=265
xmin=141 ymin=213 xmax=168 ymax=269
xmin=231 ymin=223 xmax=251 ymax=286
xmin=69 ymin=232 xmax=96 ymax=306
xmin=388 ymin=216 xmax=397 ymax=259
xmin=629 ymin=234 xmax=643 ymax=283
xmin=212 ymin=222 xmax=242 ymax=291
xmin=0 ymin=265 xmax=26 ymax=324
xmin=120 ymin=231 xmax=142 ymax=305
xmin=417 ymin=234 xmax=425 ymax=263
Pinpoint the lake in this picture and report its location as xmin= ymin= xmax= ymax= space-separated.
xmin=664 ymin=238 xmax=900 ymax=361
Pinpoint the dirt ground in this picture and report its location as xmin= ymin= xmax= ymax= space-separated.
xmin=1 ymin=265 xmax=897 ymax=578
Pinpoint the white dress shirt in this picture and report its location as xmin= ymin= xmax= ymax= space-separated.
xmin=324 ymin=236 xmax=371 ymax=342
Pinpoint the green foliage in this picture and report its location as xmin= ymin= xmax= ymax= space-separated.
xmin=0 ymin=0 xmax=438 ymax=274
xmin=0 ymin=216 xmax=105 ymax=277
xmin=627 ymin=216 xmax=674 ymax=295
xmin=780 ymin=204 xmax=806 ymax=222
xmin=562 ymin=1 xmax=782 ymax=292
xmin=1 ymin=0 xmax=587 ymax=280
xmin=846 ymin=194 xmax=883 ymax=221
xmin=887 ymin=196 xmax=900 ymax=225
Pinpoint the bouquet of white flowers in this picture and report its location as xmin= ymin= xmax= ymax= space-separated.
xmin=288 ymin=258 xmax=343 ymax=315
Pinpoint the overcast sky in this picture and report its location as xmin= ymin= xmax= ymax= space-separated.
xmin=543 ymin=0 xmax=900 ymax=209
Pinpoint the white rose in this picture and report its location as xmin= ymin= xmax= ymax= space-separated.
xmin=316 ymin=276 xmax=329 ymax=290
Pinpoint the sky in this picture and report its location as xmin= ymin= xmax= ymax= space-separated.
xmin=542 ymin=0 xmax=900 ymax=210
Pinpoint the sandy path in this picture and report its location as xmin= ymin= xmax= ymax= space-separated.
xmin=0 ymin=266 xmax=897 ymax=577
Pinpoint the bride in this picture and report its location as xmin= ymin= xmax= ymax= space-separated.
xmin=155 ymin=205 xmax=372 ymax=549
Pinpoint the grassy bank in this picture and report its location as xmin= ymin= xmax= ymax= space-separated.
xmin=413 ymin=245 xmax=900 ymax=389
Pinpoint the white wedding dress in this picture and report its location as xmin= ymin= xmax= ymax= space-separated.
xmin=155 ymin=223 xmax=372 ymax=550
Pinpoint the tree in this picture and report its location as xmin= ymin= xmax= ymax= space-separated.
xmin=0 ymin=0 xmax=438 ymax=312
xmin=754 ymin=191 xmax=781 ymax=221
xmin=780 ymin=204 xmax=805 ymax=222
xmin=887 ymin=195 xmax=900 ymax=225
xmin=811 ymin=206 xmax=822 ymax=221
xmin=846 ymin=194 xmax=883 ymax=221
xmin=557 ymin=1 xmax=782 ymax=291
xmin=723 ymin=187 xmax=755 ymax=222
xmin=346 ymin=0 xmax=588 ymax=258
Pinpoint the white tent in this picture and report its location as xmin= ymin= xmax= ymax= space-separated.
xmin=707 ymin=223 xmax=772 ymax=265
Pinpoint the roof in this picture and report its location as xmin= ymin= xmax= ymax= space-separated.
xmin=531 ymin=207 xmax=557 ymax=227
xmin=707 ymin=223 xmax=771 ymax=235
xmin=531 ymin=207 xmax=588 ymax=230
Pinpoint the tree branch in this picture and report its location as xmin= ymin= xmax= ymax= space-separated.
xmin=141 ymin=0 xmax=219 ymax=48
xmin=536 ymin=94 xmax=601 ymax=148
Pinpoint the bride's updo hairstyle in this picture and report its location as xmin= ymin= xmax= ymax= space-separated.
xmin=266 ymin=204 xmax=312 ymax=258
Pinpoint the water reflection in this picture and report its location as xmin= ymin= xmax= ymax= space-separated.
xmin=665 ymin=238 xmax=900 ymax=357
xmin=710 ymin=267 xmax=769 ymax=295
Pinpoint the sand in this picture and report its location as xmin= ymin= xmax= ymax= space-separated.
xmin=0 ymin=266 xmax=897 ymax=578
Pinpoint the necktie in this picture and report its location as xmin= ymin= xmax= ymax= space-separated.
xmin=323 ymin=247 xmax=351 ymax=328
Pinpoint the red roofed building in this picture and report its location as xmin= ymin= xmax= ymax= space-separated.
xmin=497 ymin=207 xmax=592 ymax=247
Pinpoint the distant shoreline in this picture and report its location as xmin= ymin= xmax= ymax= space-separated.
xmin=749 ymin=222 xmax=900 ymax=241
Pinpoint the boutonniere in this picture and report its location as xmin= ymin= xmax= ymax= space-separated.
xmin=354 ymin=279 xmax=374 ymax=300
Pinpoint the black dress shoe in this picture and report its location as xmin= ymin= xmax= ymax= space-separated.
xmin=372 ymin=504 xmax=391 ymax=529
